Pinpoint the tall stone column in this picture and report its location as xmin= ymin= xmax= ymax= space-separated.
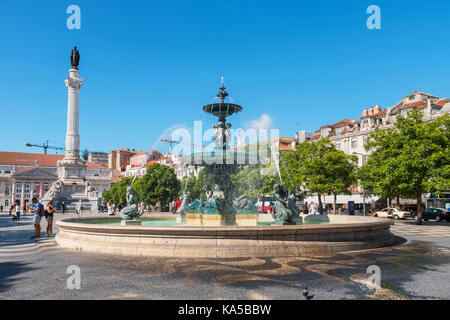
xmin=64 ymin=68 xmax=83 ymax=161
xmin=57 ymin=66 xmax=87 ymax=181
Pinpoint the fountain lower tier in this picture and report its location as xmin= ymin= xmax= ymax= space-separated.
xmin=56 ymin=215 xmax=396 ymax=258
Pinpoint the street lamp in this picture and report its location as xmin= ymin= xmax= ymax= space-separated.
xmin=353 ymin=152 xmax=367 ymax=216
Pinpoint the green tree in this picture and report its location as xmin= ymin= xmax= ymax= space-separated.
xmin=180 ymin=173 xmax=199 ymax=201
xmin=231 ymin=165 xmax=277 ymax=200
xmin=102 ymin=177 xmax=139 ymax=205
xmin=282 ymin=138 xmax=357 ymax=214
xmin=360 ymin=110 xmax=450 ymax=224
xmin=138 ymin=163 xmax=181 ymax=206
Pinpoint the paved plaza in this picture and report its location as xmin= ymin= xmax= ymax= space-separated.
xmin=0 ymin=211 xmax=449 ymax=300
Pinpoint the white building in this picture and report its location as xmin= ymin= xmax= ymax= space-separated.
xmin=124 ymin=152 xmax=202 ymax=180
xmin=302 ymin=91 xmax=450 ymax=209
xmin=0 ymin=151 xmax=111 ymax=209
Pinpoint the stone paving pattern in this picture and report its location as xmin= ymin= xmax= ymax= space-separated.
xmin=0 ymin=211 xmax=449 ymax=300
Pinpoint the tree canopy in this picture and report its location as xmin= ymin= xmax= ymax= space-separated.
xmin=282 ymin=138 xmax=358 ymax=213
xmin=103 ymin=163 xmax=181 ymax=207
xmin=359 ymin=109 xmax=450 ymax=224
xmin=138 ymin=163 xmax=180 ymax=206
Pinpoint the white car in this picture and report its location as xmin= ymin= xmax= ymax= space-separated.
xmin=375 ymin=208 xmax=409 ymax=220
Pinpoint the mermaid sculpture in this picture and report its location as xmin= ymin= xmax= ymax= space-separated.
xmin=273 ymin=184 xmax=301 ymax=225
xmin=233 ymin=195 xmax=258 ymax=214
xmin=119 ymin=186 xmax=144 ymax=221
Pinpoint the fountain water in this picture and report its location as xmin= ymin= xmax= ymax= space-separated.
xmin=270 ymin=141 xmax=283 ymax=184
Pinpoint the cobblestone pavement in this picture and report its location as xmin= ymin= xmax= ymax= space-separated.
xmin=0 ymin=212 xmax=449 ymax=300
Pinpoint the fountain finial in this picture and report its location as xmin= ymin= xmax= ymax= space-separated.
xmin=217 ymin=76 xmax=228 ymax=103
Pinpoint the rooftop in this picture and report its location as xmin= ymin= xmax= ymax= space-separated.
xmin=0 ymin=151 xmax=104 ymax=169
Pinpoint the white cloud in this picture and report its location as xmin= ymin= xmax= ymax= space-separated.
xmin=246 ymin=114 xmax=273 ymax=131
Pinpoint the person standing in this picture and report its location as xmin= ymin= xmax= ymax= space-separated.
xmin=30 ymin=198 xmax=42 ymax=239
xmin=61 ymin=201 xmax=66 ymax=215
xmin=0 ymin=205 xmax=3 ymax=212
xmin=75 ymin=200 xmax=82 ymax=216
xmin=9 ymin=204 xmax=13 ymax=216
xmin=107 ymin=202 xmax=114 ymax=216
xmin=15 ymin=201 xmax=21 ymax=221
xmin=309 ymin=201 xmax=317 ymax=215
xmin=303 ymin=202 xmax=308 ymax=215
xmin=175 ymin=199 xmax=181 ymax=213
xmin=45 ymin=201 xmax=56 ymax=236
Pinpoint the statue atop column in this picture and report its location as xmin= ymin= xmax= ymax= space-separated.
xmin=71 ymin=46 xmax=80 ymax=69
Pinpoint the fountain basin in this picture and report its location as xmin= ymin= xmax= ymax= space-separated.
xmin=55 ymin=215 xmax=395 ymax=258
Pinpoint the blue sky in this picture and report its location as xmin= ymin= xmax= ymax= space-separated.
xmin=1 ymin=0 xmax=450 ymax=154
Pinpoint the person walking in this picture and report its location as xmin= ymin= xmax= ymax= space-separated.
xmin=45 ymin=201 xmax=56 ymax=236
xmin=75 ymin=200 xmax=82 ymax=216
xmin=14 ymin=201 xmax=21 ymax=221
xmin=30 ymin=198 xmax=43 ymax=239
xmin=0 ymin=205 xmax=3 ymax=212
xmin=61 ymin=201 xmax=66 ymax=215
xmin=9 ymin=204 xmax=13 ymax=216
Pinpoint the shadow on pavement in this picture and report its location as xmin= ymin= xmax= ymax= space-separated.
xmin=0 ymin=261 xmax=36 ymax=293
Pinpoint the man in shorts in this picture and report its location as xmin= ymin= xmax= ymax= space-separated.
xmin=30 ymin=197 xmax=42 ymax=239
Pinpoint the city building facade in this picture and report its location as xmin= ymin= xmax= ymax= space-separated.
xmin=0 ymin=152 xmax=111 ymax=209
xmin=88 ymin=152 xmax=109 ymax=166
xmin=300 ymin=91 xmax=450 ymax=210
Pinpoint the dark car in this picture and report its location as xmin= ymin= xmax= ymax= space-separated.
xmin=413 ymin=208 xmax=450 ymax=222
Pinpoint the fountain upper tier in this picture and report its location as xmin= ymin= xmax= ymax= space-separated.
xmin=182 ymin=80 xmax=263 ymax=167
xmin=202 ymin=81 xmax=242 ymax=120
xmin=202 ymin=103 xmax=242 ymax=119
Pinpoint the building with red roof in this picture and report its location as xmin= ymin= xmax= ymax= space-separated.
xmin=0 ymin=151 xmax=111 ymax=208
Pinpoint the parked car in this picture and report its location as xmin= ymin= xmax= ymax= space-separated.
xmin=374 ymin=208 xmax=410 ymax=220
xmin=412 ymin=208 xmax=450 ymax=222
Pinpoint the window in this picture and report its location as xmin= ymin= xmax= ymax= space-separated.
xmin=335 ymin=142 xmax=341 ymax=150
xmin=409 ymin=95 xmax=415 ymax=100
xmin=5 ymin=186 xmax=9 ymax=196
xmin=5 ymin=200 xmax=9 ymax=207
xmin=15 ymin=183 xmax=22 ymax=194
xmin=351 ymin=139 xmax=358 ymax=149
xmin=24 ymin=183 xmax=31 ymax=200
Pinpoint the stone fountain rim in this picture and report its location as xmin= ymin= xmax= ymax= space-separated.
xmin=55 ymin=215 xmax=395 ymax=257
xmin=56 ymin=215 xmax=393 ymax=233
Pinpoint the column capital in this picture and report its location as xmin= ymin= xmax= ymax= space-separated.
xmin=65 ymin=76 xmax=83 ymax=90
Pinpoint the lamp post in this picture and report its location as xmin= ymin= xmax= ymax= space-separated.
xmin=353 ymin=152 xmax=367 ymax=216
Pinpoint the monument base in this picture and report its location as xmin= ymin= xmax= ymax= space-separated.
xmin=121 ymin=220 xmax=142 ymax=226
xmin=42 ymin=178 xmax=101 ymax=213
xmin=185 ymin=213 xmax=243 ymax=226
xmin=236 ymin=214 xmax=258 ymax=226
